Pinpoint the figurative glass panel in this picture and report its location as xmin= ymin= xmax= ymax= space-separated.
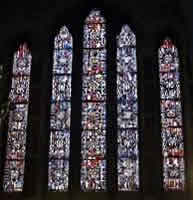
xmin=3 ymin=44 xmax=31 ymax=192
xmin=159 ymin=38 xmax=185 ymax=190
xmin=117 ymin=25 xmax=139 ymax=191
xmin=81 ymin=10 xmax=107 ymax=191
xmin=48 ymin=26 xmax=72 ymax=191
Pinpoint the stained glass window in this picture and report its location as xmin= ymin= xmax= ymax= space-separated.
xmin=80 ymin=10 xmax=106 ymax=191
xmin=159 ymin=38 xmax=185 ymax=190
xmin=3 ymin=44 xmax=32 ymax=192
xmin=48 ymin=26 xmax=72 ymax=191
xmin=117 ymin=25 xmax=139 ymax=191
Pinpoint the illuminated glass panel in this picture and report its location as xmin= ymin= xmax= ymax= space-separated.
xmin=48 ymin=26 xmax=72 ymax=191
xmin=159 ymin=38 xmax=185 ymax=190
xmin=117 ymin=25 xmax=139 ymax=191
xmin=81 ymin=10 xmax=106 ymax=191
xmin=3 ymin=44 xmax=32 ymax=192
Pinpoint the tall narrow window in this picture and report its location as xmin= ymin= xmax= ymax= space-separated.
xmin=3 ymin=44 xmax=32 ymax=192
xmin=159 ymin=38 xmax=185 ymax=190
xmin=48 ymin=26 xmax=72 ymax=191
xmin=80 ymin=10 xmax=106 ymax=191
xmin=117 ymin=25 xmax=139 ymax=191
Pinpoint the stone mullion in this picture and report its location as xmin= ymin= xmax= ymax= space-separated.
xmin=69 ymin=25 xmax=83 ymax=193
xmin=38 ymin=34 xmax=52 ymax=198
xmin=106 ymin=22 xmax=117 ymax=192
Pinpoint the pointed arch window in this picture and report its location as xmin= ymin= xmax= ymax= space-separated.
xmin=3 ymin=44 xmax=32 ymax=192
xmin=48 ymin=26 xmax=72 ymax=191
xmin=117 ymin=25 xmax=139 ymax=191
xmin=158 ymin=38 xmax=185 ymax=190
xmin=80 ymin=10 xmax=106 ymax=191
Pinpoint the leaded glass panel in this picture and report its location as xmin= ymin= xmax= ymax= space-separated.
xmin=48 ymin=26 xmax=72 ymax=191
xmin=3 ymin=44 xmax=31 ymax=192
xmin=159 ymin=38 xmax=185 ymax=190
xmin=80 ymin=10 xmax=107 ymax=191
xmin=117 ymin=25 xmax=139 ymax=191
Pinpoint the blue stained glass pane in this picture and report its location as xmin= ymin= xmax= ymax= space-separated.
xmin=160 ymin=72 xmax=181 ymax=99
xmin=81 ymin=159 xmax=106 ymax=191
xmin=83 ymin=23 xmax=106 ymax=49
xmin=54 ymin=26 xmax=72 ymax=50
xmin=50 ymin=102 xmax=71 ymax=130
xmin=117 ymin=25 xmax=139 ymax=191
xmin=51 ymin=75 xmax=71 ymax=101
xmin=53 ymin=49 xmax=72 ymax=74
xmin=13 ymin=53 xmax=31 ymax=75
xmin=85 ymin=10 xmax=105 ymax=24
xmin=83 ymin=49 xmax=106 ymax=75
xmin=3 ymin=160 xmax=25 ymax=192
xmin=9 ymin=76 xmax=30 ymax=103
xmin=161 ymin=100 xmax=182 ymax=127
xmin=8 ymin=104 xmax=28 ymax=131
xmin=6 ymin=131 xmax=26 ymax=160
xmin=117 ymin=47 xmax=137 ymax=72
xmin=162 ymin=128 xmax=184 ymax=157
xmin=118 ymin=129 xmax=138 ymax=158
xmin=81 ymin=130 xmax=106 ymax=159
xmin=82 ymin=74 xmax=106 ymax=101
xmin=49 ymin=131 xmax=70 ymax=159
xmin=159 ymin=38 xmax=185 ymax=191
xmin=48 ymin=160 xmax=69 ymax=191
xmin=82 ymin=102 xmax=106 ymax=130
xmin=117 ymin=25 xmax=136 ymax=47
xmin=118 ymin=158 xmax=139 ymax=191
